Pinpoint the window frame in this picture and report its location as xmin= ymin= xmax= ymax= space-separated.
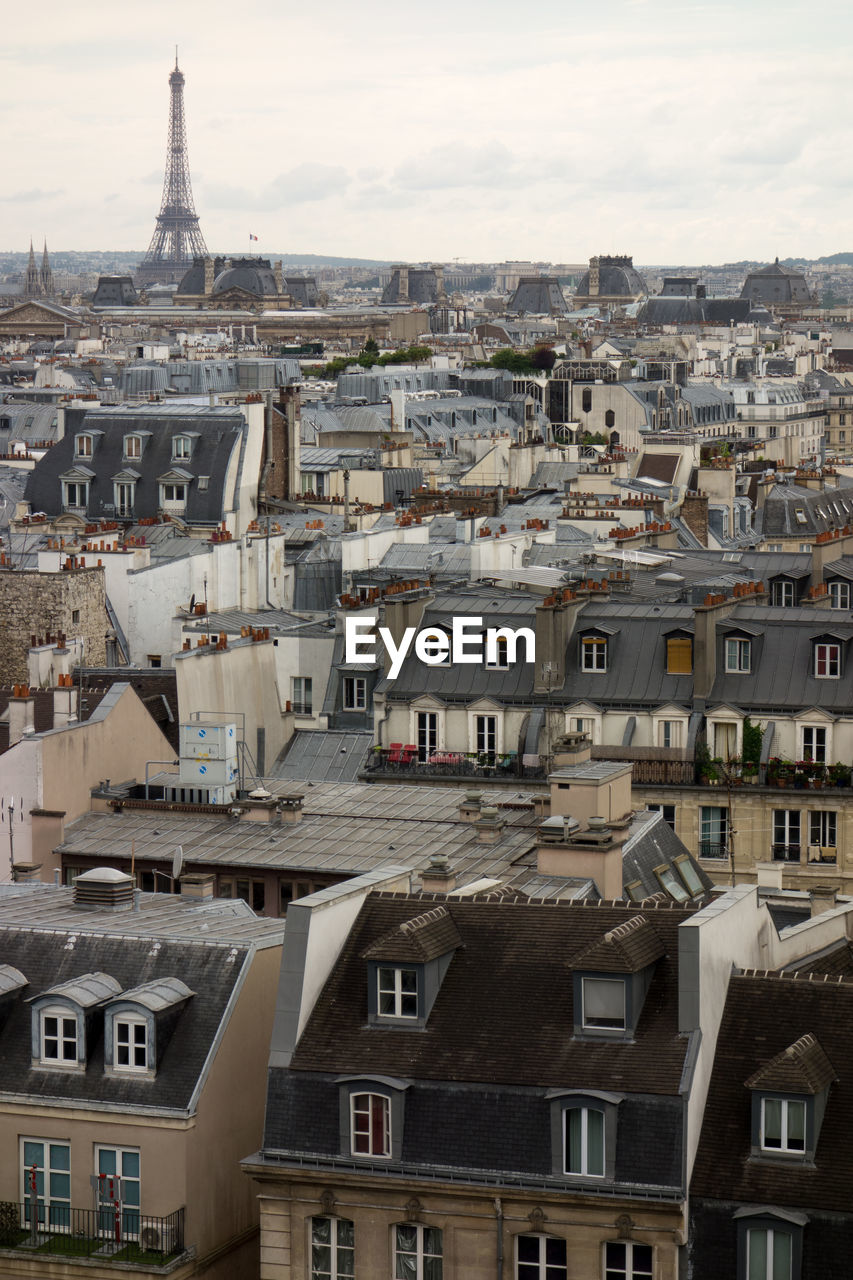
xmin=161 ymin=482 xmax=187 ymax=506
xmin=37 ymin=1006 xmax=80 ymax=1068
xmin=800 ymin=724 xmax=827 ymax=763
xmin=665 ymin=634 xmax=693 ymax=675
xmin=95 ymin=1144 xmax=141 ymax=1239
xmin=342 ymin=675 xmax=367 ymax=711
xmin=699 ymin=805 xmax=728 ymax=860
xmin=124 ymin=434 xmax=142 ymax=459
xmin=580 ymin=635 xmax=608 ymax=672
xmin=310 ymin=1215 xmax=355 ymax=1280
xmin=74 ymin=433 xmax=93 ymax=458
xmin=63 ymin=480 xmax=88 ymax=510
xmin=376 ymin=965 xmax=418 ymax=1020
xmin=393 ymin=1222 xmax=442 ymax=1280
xmin=580 ymin=975 xmax=626 ymax=1033
xmin=516 ymin=1232 xmax=568 ymax=1280
xmin=725 ymin=636 xmax=751 ymax=673
xmin=760 ymin=1096 xmax=807 ymax=1155
xmin=172 ymin=434 xmax=192 ymax=460
xmin=829 ymin=580 xmax=850 ymax=610
xmin=350 ymin=1091 xmax=391 ymax=1158
xmin=113 ymin=1014 xmax=149 ymax=1073
xmin=814 ymin=642 xmax=841 ymax=679
xmin=603 ymin=1240 xmax=654 ymax=1279
xmin=810 ymin=810 xmax=837 ymax=848
xmin=21 ymin=1137 xmax=71 ymax=1232
xmin=292 ymin=676 xmax=313 ymax=716
xmin=563 ymin=1103 xmax=605 ymax=1177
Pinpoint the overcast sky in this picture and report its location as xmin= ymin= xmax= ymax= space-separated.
xmin=3 ymin=0 xmax=851 ymax=264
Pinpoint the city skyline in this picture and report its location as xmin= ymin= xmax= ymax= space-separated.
xmin=2 ymin=0 xmax=852 ymax=263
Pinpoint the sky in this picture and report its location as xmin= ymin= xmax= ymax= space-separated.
xmin=2 ymin=0 xmax=852 ymax=264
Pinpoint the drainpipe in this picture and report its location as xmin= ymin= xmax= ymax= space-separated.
xmin=266 ymin=514 xmax=274 ymax=608
xmin=494 ymin=1197 xmax=503 ymax=1280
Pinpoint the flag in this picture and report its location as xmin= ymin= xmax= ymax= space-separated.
xmin=249 ymin=233 xmax=258 ymax=241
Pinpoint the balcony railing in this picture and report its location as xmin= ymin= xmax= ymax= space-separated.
xmin=0 ymin=1203 xmax=185 ymax=1266
xmin=698 ymin=841 xmax=728 ymax=860
xmin=364 ymin=749 xmax=545 ymax=781
xmin=772 ymin=843 xmax=802 ymax=863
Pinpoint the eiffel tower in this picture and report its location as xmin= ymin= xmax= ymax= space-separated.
xmin=137 ymin=53 xmax=207 ymax=286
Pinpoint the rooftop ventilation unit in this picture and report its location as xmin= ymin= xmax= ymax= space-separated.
xmin=73 ymin=866 xmax=134 ymax=911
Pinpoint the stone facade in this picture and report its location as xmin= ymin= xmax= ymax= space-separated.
xmin=0 ymin=567 xmax=107 ymax=686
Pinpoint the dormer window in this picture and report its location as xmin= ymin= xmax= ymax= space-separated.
xmin=75 ymin=434 xmax=93 ymax=458
xmin=581 ymin=635 xmax=607 ymax=672
xmin=572 ymin=915 xmax=664 ymax=1040
xmin=829 ymin=581 xmax=850 ymax=610
xmin=41 ymin=1008 xmax=78 ymax=1064
xmin=351 ymin=1092 xmax=390 ymax=1157
xmin=124 ymin=434 xmax=142 ymax=459
xmin=565 ymin=1103 xmax=604 ymax=1176
xmin=814 ymin=642 xmax=840 ymax=678
xmin=114 ymin=1015 xmax=149 ymax=1071
xmin=485 ymin=633 xmax=509 ymax=669
xmin=172 ymin=435 xmax=192 ymax=460
xmin=377 ymin=967 xmax=418 ymax=1019
xmin=666 ymin=634 xmax=692 ymax=674
xmin=746 ymin=1033 xmax=835 ymax=1166
xmin=725 ymin=637 xmax=751 ymax=673
xmin=581 ymin=977 xmax=625 ymax=1031
xmin=63 ymin=480 xmax=89 ymax=511
xmin=760 ymin=1098 xmax=805 ymax=1153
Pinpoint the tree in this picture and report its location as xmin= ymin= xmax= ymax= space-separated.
xmin=489 ymin=348 xmax=535 ymax=375
xmin=529 ymin=347 xmax=557 ymax=372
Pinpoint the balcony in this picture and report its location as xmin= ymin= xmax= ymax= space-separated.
xmin=0 ymin=1203 xmax=186 ymax=1268
xmin=771 ymin=843 xmax=802 ymax=863
xmin=698 ymin=841 xmax=728 ymax=861
xmin=363 ymin=748 xmax=546 ymax=782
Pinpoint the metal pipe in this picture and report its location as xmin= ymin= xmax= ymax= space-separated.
xmin=144 ymin=759 xmax=180 ymax=800
xmin=494 ymin=1197 xmax=503 ymax=1280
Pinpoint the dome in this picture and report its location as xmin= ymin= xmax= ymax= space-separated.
xmin=212 ymin=261 xmax=279 ymax=298
xmin=636 ymin=297 xmax=705 ymax=325
xmin=739 ymin=259 xmax=813 ymax=305
xmin=576 ymin=254 xmax=648 ymax=301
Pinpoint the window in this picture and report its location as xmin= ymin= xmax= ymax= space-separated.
xmin=114 ymin=1016 xmax=148 ymax=1071
xmin=814 ymin=642 xmax=840 ymax=678
xmin=343 ymin=676 xmax=366 ymax=711
xmin=64 ymin=481 xmax=88 ymax=509
xmin=771 ymin=581 xmax=794 ymax=607
xmin=71 ymin=609 xmax=80 ymax=624
xmin=581 ymin=636 xmax=607 ymax=671
xmin=657 ymin=720 xmax=682 ymax=749
xmin=581 ymin=977 xmax=625 ymax=1030
xmin=829 ymin=581 xmax=850 ymax=609
xmin=394 ymin=1223 xmax=442 ymax=1280
xmin=516 ymin=1234 xmax=567 ymax=1280
xmin=377 ymin=966 xmax=418 ymax=1018
xmin=311 ymin=1216 xmax=354 ymax=1280
xmin=666 ymin=635 xmax=692 ymax=674
xmin=760 ymin=1098 xmax=805 ymax=1153
xmin=218 ymin=876 xmax=266 ymax=911
xmin=700 ymin=806 xmax=728 ymax=859
xmin=40 ymin=1009 xmax=77 ymax=1064
xmin=564 ymin=1104 xmax=604 ymax=1176
xmin=604 ymin=1242 xmax=653 ymax=1279
xmin=161 ymin=483 xmax=186 ymax=504
xmin=801 ymin=725 xmax=827 ymax=763
xmin=351 ymin=1092 xmax=390 ymax=1157
xmin=648 ymin=803 xmax=676 ymax=830
xmin=840 ymin=414 xmax=847 ymax=425
xmin=485 ymin=634 xmax=509 ymax=668
xmin=124 ymin=435 xmax=142 ymax=458
xmin=292 ymin=676 xmax=313 ymax=716
xmin=75 ymin=434 xmax=93 ymax=457
xmin=96 ymin=1146 xmax=140 ymax=1237
xmin=773 ymin=810 xmax=801 ymax=862
xmin=746 ymin=1226 xmax=792 ymax=1280
xmin=810 ymin=810 xmax=837 ymax=848
xmin=714 ymin=721 xmax=738 ymax=760
xmin=476 ymin=714 xmax=497 ymax=756
xmin=280 ymin=879 xmax=312 ymax=914
xmin=605 ymin=409 xmax=615 ymax=428
xmin=655 ymin=863 xmax=690 ymax=902
xmin=21 ymin=1139 xmax=71 ymax=1231
xmin=674 ymin=854 xmax=705 ymax=896
xmin=198 ymin=474 xmax=209 ymax=490
xmin=147 ymin=655 xmax=162 ymax=668
xmin=114 ymin=481 xmax=135 ymax=517
xmin=417 ymin=711 xmax=438 ymax=762
xmin=172 ymin=435 xmax=192 ymax=459
xmin=726 ymin=638 xmax=751 ymax=672
xmin=582 ymin=388 xmax=592 ymax=413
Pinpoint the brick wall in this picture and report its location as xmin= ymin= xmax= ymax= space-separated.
xmin=0 ymin=568 xmax=107 ymax=686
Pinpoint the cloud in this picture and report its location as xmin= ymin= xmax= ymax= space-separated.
xmin=392 ymin=142 xmax=519 ymax=192
xmin=206 ymin=164 xmax=349 ymax=211
xmin=0 ymin=188 xmax=63 ymax=203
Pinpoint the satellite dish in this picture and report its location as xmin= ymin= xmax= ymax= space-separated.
xmin=172 ymin=845 xmax=184 ymax=880
xmin=188 ymin=594 xmax=196 ymax=614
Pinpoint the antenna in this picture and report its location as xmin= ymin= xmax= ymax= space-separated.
xmin=172 ymin=845 xmax=184 ymax=880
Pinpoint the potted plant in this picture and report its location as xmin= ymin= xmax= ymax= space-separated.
xmin=829 ymin=762 xmax=852 ymax=788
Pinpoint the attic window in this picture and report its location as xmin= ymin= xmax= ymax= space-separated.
xmin=114 ymin=1016 xmax=148 ymax=1071
xmin=582 ymin=977 xmax=625 ymax=1030
xmin=75 ymin=434 xmax=93 ymax=458
xmin=172 ymin=435 xmax=192 ymax=460
xmin=124 ymin=435 xmax=142 ymax=459
xmin=581 ymin=636 xmax=607 ymax=672
xmin=814 ymin=642 xmax=840 ymax=679
xmin=795 ymin=509 xmax=807 ymax=525
xmin=41 ymin=1009 xmax=78 ymax=1064
xmin=666 ymin=635 xmax=692 ymax=674
xmin=377 ymin=967 xmax=417 ymax=1019
xmin=198 ymin=475 xmax=209 ymax=491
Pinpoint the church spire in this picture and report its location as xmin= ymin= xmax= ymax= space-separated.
xmin=40 ymin=240 xmax=54 ymax=296
xmin=24 ymin=239 xmax=41 ymax=298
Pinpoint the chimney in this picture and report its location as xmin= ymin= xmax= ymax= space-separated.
xmin=533 ymin=594 xmax=586 ymax=693
xmin=180 ymin=872 xmax=216 ymax=901
xmin=277 ymin=793 xmax=304 ymax=824
xmin=379 ymin=589 xmax=433 ymax=677
xmin=240 ymin=788 xmax=281 ymax=824
xmin=421 ymin=854 xmax=457 ymax=893
xmin=536 ymin=814 xmax=629 ymax=899
xmin=551 ymin=731 xmax=592 ymax=768
xmin=811 ymin=528 xmax=853 ymax=589
xmin=53 ymin=677 xmax=77 ymax=729
xmin=475 ymin=805 xmax=507 ymax=843
xmin=692 ymin=586 xmax=766 ymax=700
xmin=11 ymin=862 xmax=42 ymax=883
xmin=7 ymin=686 xmax=35 ymax=746
xmin=809 ymin=884 xmax=838 ymax=917
xmin=458 ymin=790 xmax=482 ymax=823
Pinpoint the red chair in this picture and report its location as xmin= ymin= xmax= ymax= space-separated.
xmin=388 ymin=743 xmax=404 ymax=765
xmin=401 ymin=744 xmax=418 ymax=765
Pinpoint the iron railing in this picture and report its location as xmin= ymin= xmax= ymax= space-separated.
xmin=772 ymin=844 xmax=802 ymax=864
xmin=364 ymin=750 xmax=545 ymax=780
xmin=0 ymin=1202 xmax=185 ymax=1264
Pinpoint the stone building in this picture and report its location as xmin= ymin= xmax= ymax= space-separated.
xmin=739 ymin=259 xmax=815 ymax=313
xmin=175 ymin=256 xmax=318 ymax=310
xmin=573 ymin=255 xmax=648 ymax=309
xmin=0 ymin=566 xmax=106 ymax=686
xmin=381 ymin=265 xmax=447 ymax=305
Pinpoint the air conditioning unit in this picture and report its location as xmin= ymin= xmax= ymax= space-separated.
xmin=139 ymin=1221 xmax=176 ymax=1254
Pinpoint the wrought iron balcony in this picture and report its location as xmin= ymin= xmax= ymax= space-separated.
xmin=0 ymin=1202 xmax=185 ymax=1267
xmin=363 ymin=748 xmax=545 ymax=781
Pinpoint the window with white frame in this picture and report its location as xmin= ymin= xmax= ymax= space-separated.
xmin=604 ymin=1241 xmax=653 ymax=1279
xmin=713 ymin=721 xmax=738 ymax=760
xmin=342 ymin=676 xmax=366 ymax=711
xmin=160 ymin=483 xmax=186 ymax=505
xmin=96 ymin=1146 xmax=141 ymax=1237
xmin=516 ymin=1234 xmax=567 ymax=1280
xmin=475 ymin=714 xmax=497 ymax=756
xmin=63 ymin=481 xmax=88 ymax=510
xmin=40 ymin=1008 xmax=78 ymax=1064
xmin=746 ymin=1226 xmax=793 ymax=1280
xmin=114 ymin=482 xmax=135 ymax=517
xmin=75 ymin=434 xmax=93 ymax=458
xmin=648 ymin=803 xmax=676 ymax=830
xmin=810 ymin=810 xmax=837 ymax=848
xmin=700 ymin=806 xmax=728 ymax=859
xmin=570 ymin=716 xmax=596 ymax=742
xmin=310 ymin=1216 xmax=354 ymax=1280
xmin=829 ymin=581 xmax=850 ymax=609
xmin=801 ymin=725 xmax=827 ymax=763
xmin=172 ymin=435 xmax=192 ymax=460
xmin=581 ymin=977 xmax=625 ymax=1031
xmin=657 ymin=719 xmax=682 ymax=749
xmin=581 ymin=635 xmax=608 ymax=671
xmin=814 ymin=642 xmax=840 ymax=678
xmin=760 ymin=1097 xmax=806 ymax=1153
xmin=377 ymin=966 xmax=418 ymax=1019
xmin=773 ymin=810 xmax=801 ymax=860
xmin=292 ymin=677 xmax=312 ymax=716
xmin=350 ymin=1092 xmax=390 ymax=1157
xmin=564 ymin=1104 xmax=605 ymax=1176
xmin=771 ymin=581 xmax=794 ymax=607
xmin=114 ymin=1016 xmax=148 ymax=1071
xmin=485 ymin=634 xmax=509 ymax=668
xmin=124 ymin=435 xmax=142 ymax=459
xmin=21 ymin=1139 xmax=71 ymax=1230
xmin=725 ymin=637 xmax=751 ymax=672
xmin=394 ymin=1223 xmax=442 ymax=1280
